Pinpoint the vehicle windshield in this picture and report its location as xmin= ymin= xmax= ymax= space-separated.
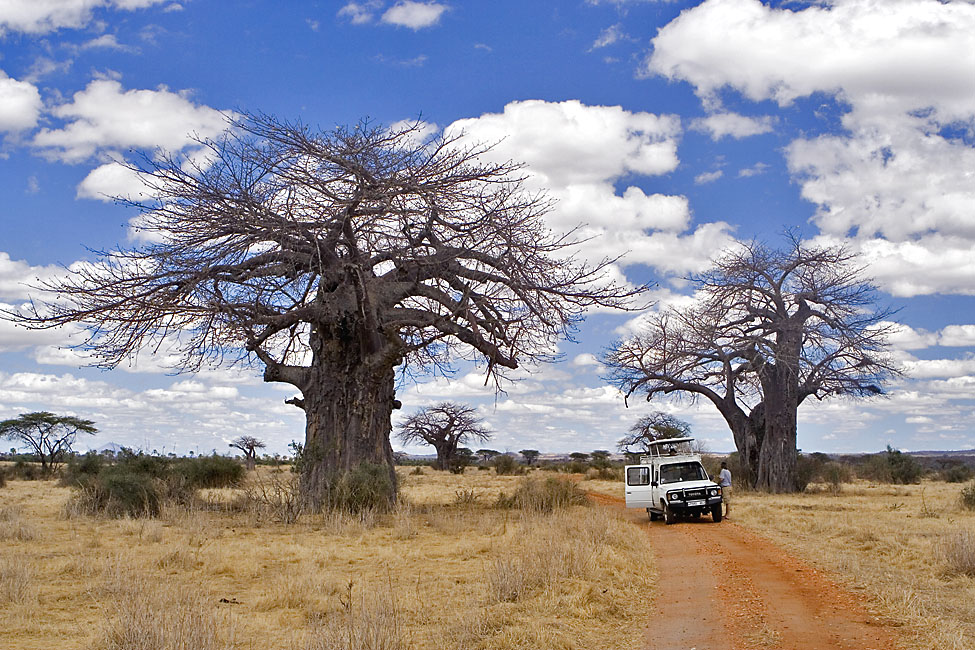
xmin=659 ymin=462 xmax=707 ymax=484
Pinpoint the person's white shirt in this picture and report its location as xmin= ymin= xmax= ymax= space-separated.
xmin=718 ymin=468 xmax=732 ymax=487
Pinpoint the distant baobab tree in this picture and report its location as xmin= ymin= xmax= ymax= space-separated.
xmin=606 ymin=235 xmax=899 ymax=492
xmin=229 ymin=435 xmax=266 ymax=470
xmin=396 ymin=402 xmax=491 ymax=472
xmin=618 ymin=412 xmax=691 ymax=455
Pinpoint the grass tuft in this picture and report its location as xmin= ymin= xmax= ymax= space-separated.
xmin=942 ymin=529 xmax=975 ymax=577
xmin=0 ymin=558 xmax=35 ymax=605
xmin=495 ymin=476 xmax=588 ymax=512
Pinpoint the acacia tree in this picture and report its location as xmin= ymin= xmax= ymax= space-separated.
xmin=0 ymin=412 xmax=97 ymax=474
xmin=229 ymin=435 xmax=266 ymax=470
xmin=519 ymin=449 xmax=540 ymax=465
xmin=605 ymin=236 xmax=899 ymax=492
xmin=617 ymin=412 xmax=691 ymax=454
xmin=13 ymin=114 xmax=638 ymax=509
xmin=396 ymin=402 xmax=491 ymax=471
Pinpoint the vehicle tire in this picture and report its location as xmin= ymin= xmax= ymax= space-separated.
xmin=649 ymin=510 xmax=661 ymax=521
xmin=663 ymin=503 xmax=675 ymax=525
xmin=711 ymin=504 xmax=723 ymax=523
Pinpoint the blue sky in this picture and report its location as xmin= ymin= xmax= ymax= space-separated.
xmin=1 ymin=0 xmax=974 ymax=457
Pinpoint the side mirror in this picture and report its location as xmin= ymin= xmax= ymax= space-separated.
xmin=651 ymin=481 xmax=658 ymax=487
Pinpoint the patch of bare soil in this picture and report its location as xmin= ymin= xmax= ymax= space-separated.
xmin=589 ymin=493 xmax=902 ymax=650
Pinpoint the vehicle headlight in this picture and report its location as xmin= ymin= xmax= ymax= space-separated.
xmin=708 ymin=488 xmax=718 ymax=497
xmin=668 ymin=492 xmax=680 ymax=501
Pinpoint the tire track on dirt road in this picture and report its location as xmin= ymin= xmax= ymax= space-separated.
xmin=589 ymin=492 xmax=901 ymax=650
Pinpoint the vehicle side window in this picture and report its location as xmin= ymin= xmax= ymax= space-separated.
xmin=626 ymin=466 xmax=650 ymax=486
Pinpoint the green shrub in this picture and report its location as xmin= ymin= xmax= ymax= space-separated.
xmin=492 ymin=454 xmax=524 ymax=476
xmin=820 ymin=461 xmax=853 ymax=493
xmin=60 ymin=451 xmax=106 ymax=487
xmin=0 ymin=468 xmax=6 ymax=488
xmin=960 ymin=482 xmax=975 ymax=511
xmin=447 ymin=448 xmax=475 ymax=475
xmin=113 ymin=449 xmax=170 ymax=479
xmin=560 ymin=461 xmax=588 ymax=474
xmin=585 ymin=466 xmax=622 ymax=481
xmin=496 ymin=477 xmax=588 ymax=512
xmin=173 ymin=455 xmax=244 ymax=489
xmin=942 ymin=464 xmax=974 ymax=483
xmin=74 ymin=469 xmax=162 ymax=518
xmin=794 ymin=453 xmax=820 ymax=492
xmin=322 ymin=462 xmax=396 ymax=513
xmin=858 ymin=446 xmax=923 ymax=484
xmin=8 ymin=460 xmax=42 ymax=481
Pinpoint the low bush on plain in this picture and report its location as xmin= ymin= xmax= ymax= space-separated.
xmin=70 ymin=469 xmax=162 ymax=518
xmin=231 ymin=472 xmax=303 ymax=524
xmin=960 ymin=482 xmax=975 ymax=511
xmin=0 ymin=467 xmax=6 ymax=488
xmin=7 ymin=460 xmax=42 ymax=481
xmin=820 ymin=461 xmax=853 ymax=493
xmin=491 ymin=453 xmax=524 ymax=476
xmin=860 ymin=446 xmax=924 ymax=484
xmin=496 ymin=476 xmax=588 ymax=512
xmin=320 ymin=462 xmax=396 ymax=514
xmin=942 ymin=464 xmax=974 ymax=483
xmin=586 ymin=466 xmax=622 ymax=481
xmin=60 ymin=451 xmax=107 ymax=487
xmin=63 ymin=449 xmax=245 ymax=518
xmin=173 ymin=455 xmax=244 ymax=489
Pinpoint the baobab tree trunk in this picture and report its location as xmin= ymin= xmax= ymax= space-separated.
xmin=756 ymin=393 xmax=798 ymax=492
xmin=756 ymin=334 xmax=802 ymax=492
xmin=295 ymin=351 xmax=399 ymax=511
xmin=718 ymin=401 xmax=762 ymax=488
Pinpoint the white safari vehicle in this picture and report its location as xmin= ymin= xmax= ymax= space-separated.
xmin=624 ymin=437 xmax=723 ymax=524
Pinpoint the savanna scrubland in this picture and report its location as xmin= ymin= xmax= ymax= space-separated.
xmin=0 ymin=466 xmax=653 ymax=650
xmin=2 ymin=462 xmax=975 ymax=650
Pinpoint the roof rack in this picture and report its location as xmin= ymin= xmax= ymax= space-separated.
xmin=638 ymin=437 xmax=697 ymax=463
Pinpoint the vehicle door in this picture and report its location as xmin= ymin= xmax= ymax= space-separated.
xmin=624 ymin=464 xmax=653 ymax=508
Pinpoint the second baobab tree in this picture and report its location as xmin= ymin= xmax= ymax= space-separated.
xmin=605 ymin=235 xmax=899 ymax=492
xmin=13 ymin=114 xmax=638 ymax=509
xmin=396 ymin=402 xmax=491 ymax=472
xmin=229 ymin=435 xmax=266 ymax=471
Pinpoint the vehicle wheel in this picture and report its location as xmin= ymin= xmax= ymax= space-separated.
xmin=711 ymin=504 xmax=723 ymax=523
xmin=649 ymin=510 xmax=661 ymax=521
xmin=663 ymin=503 xmax=675 ymax=525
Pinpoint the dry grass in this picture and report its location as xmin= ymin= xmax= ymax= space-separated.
xmin=0 ymin=505 xmax=37 ymax=541
xmin=734 ymin=480 xmax=975 ymax=650
xmin=0 ymin=468 xmax=653 ymax=650
xmin=941 ymin=528 xmax=975 ymax=577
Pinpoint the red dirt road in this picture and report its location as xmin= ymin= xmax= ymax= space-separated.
xmin=589 ymin=493 xmax=901 ymax=650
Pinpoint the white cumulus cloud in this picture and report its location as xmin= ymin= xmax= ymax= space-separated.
xmin=446 ymin=99 xmax=735 ymax=276
xmin=33 ymin=80 xmax=229 ymax=164
xmin=690 ymin=112 xmax=774 ymax=140
xmin=0 ymin=71 xmax=42 ymax=133
xmin=381 ymin=1 xmax=448 ymax=29
xmin=646 ymin=0 xmax=975 ymax=296
xmin=0 ymin=0 xmax=168 ymax=35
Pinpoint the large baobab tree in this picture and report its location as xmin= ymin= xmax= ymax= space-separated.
xmin=605 ymin=235 xmax=899 ymax=492
xmin=396 ymin=402 xmax=491 ymax=471
xmin=13 ymin=114 xmax=638 ymax=509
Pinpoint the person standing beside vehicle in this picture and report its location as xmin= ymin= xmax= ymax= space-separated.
xmin=718 ymin=461 xmax=732 ymax=519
